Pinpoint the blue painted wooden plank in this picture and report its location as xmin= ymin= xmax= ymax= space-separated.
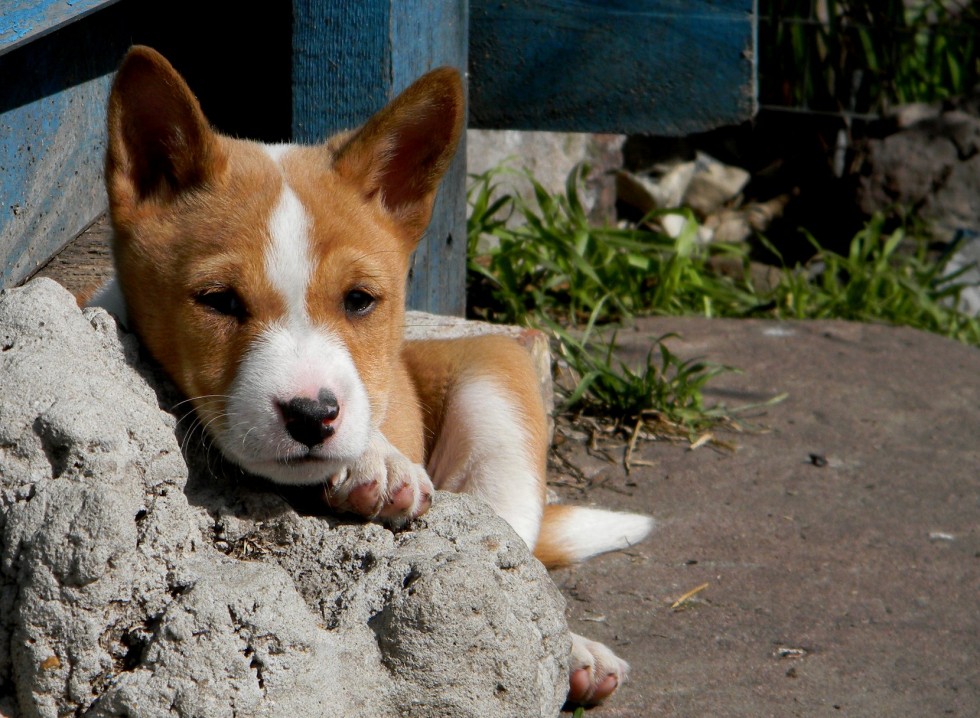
xmin=2 ymin=0 xmax=756 ymax=302
xmin=0 ymin=8 xmax=127 ymax=288
xmin=470 ymin=0 xmax=757 ymax=135
xmin=291 ymin=2 xmax=392 ymax=141
xmin=0 ymin=0 xmax=121 ymax=56
xmin=292 ymin=0 xmax=469 ymax=316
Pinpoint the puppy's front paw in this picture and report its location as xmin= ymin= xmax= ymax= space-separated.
xmin=566 ymin=632 xmax=629 ymax=706
xmin=324 ymin=433 xmax=433 ymax=526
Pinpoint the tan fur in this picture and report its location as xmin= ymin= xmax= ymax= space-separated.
xmin=534 ymin=505 xmax=582 ymax=568
xmin=402 ymin=335 xmax=548 ymax=497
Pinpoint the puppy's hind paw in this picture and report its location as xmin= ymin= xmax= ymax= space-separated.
xmin=565 ymin=632 xmax=629 ymax=707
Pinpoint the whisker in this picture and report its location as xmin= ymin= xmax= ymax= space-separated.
xmin=172 ymin=394 xmax=231 ymax=411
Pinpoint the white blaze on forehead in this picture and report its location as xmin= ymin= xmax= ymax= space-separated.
xmin=210 ymin=143 xmax=374 ymax=486
xmin=263 ymin=144 xmax=313 ymax=323
xmin=264 ymin=142 xmax=294 ymax=163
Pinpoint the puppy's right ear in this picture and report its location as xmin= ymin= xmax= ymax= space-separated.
xmin=106 ymin=46 xmax=225 ymax=212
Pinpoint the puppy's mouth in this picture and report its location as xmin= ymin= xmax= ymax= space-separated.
xmin=239 ymin=450 xmax=348 ymax=487
xmin=277 ymin=451 xmax=329 ymax=466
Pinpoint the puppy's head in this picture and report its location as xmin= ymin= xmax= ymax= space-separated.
xmin=106 ymin=46 xmax=463 ymax=484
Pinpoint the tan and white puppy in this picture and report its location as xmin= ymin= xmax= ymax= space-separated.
xmin=93 ymin=46 xmax=654 ymax=706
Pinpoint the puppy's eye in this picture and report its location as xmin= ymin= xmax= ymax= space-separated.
xmin=195 ymin=288 xmax=248 ymax=321
xmin=344 ymin=289 xmax=376 ymax=317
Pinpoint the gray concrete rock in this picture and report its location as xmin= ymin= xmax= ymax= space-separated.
xmin=857 ymin=107 xmax=980 ymax=241
xmin=0 ymin=279 xmax=569 ymax=718
xmin=467 ymin=130 xmax=624 ymax=223
xmin=945 ymin=232 xmax=980 ymax=316
xmin=854 ymin=104 xmax=980 ymax=315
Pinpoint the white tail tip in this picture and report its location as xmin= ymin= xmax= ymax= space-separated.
xmin=535 ymin=505 xmax=655 ymax=567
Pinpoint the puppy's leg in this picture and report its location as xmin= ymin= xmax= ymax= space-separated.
xmin=404 ymin=336 xmax=639 ymax=706
xmin=404 ymin=336 xmax=549 ymax=548
xmin=568 ymin=632 xmax=630 ymax=706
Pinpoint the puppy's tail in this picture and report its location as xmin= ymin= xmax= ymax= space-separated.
xmin=533 ymin=504 xmax=655 ymax=569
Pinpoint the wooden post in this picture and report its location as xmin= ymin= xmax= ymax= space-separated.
xmin=292 ymin=0 xmax=469 ymax=316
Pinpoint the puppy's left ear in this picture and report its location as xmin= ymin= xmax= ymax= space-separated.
xmin=334 ymin=67 xmax=464 ymax=241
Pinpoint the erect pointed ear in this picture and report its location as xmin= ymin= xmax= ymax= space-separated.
xmin=333 ymin=67 xmax=464 ymax=241
xmin=106 ymin=46 xmax=225 ymax=210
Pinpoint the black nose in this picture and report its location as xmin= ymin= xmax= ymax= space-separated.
xmin=279 ymin=389 xmax=340 ymax=448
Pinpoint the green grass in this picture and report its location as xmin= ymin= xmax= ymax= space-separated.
xmin=547 ymin=302 xmax=729 ymax=425
xmin=468 ymin=166 xmax=755 ymax=328
xmin=467 ymin=166 xmax=747 ymax=434
xmin=467 ymin=166 xmax=980 ymax=428
xmin=467 ymin=167 xmax=753 ymax=434
xmin=762 ymin=218 xmax=980 ymax=345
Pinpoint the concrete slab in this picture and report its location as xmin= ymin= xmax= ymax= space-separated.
xmin=551 ymin=317 xmax=979 ymax=716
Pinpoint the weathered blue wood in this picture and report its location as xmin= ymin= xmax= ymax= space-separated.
xmin=291 ymin=3 xmax=391 ymax=140
xmin=0 ymin=7 xmax=128 ymax=288
xmin=469 ymin=0 xmax=757 ymax=135
xmin=292 ymin=0 xmax=469 ymax=316
xmin=0 ymin=0 xmax=121 ymax=56
xmin=391 ymin=1 xmax=468 ymax=317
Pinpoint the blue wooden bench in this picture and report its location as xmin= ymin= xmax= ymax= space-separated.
xmin=0 ymin=0 xmax=756 ymax=315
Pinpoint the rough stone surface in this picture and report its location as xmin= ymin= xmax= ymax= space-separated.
xmin=855 ymin=105 xmax=980 ymax=314
xmin=0 ymin=279 xmax=569 ymax=718
xmin=945 ymin=234 xmax=980 ymax=316
xmin=857 ymin=106 xmax=980 ymax=241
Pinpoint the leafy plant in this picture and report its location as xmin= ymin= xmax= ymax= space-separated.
xmin=467 ymin=168 xmax=749 ymax=431
xmin=766 ymin=216 xmax=980 ymax=345
xmin=553 ymin=322 xmax=728 ymax=429
xmin=467 ymin=166 xmax=757 ymax=327
xmin=468 ymin=165 xmax=659 ymax=324
xmin=467 ymin=165 xmax=979 ymax=431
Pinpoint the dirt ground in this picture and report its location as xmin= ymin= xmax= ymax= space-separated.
xmin=31 ymin=232 xmax=979 ymax=717
xmin=550 ymin=317 xmax=979 ymax=717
